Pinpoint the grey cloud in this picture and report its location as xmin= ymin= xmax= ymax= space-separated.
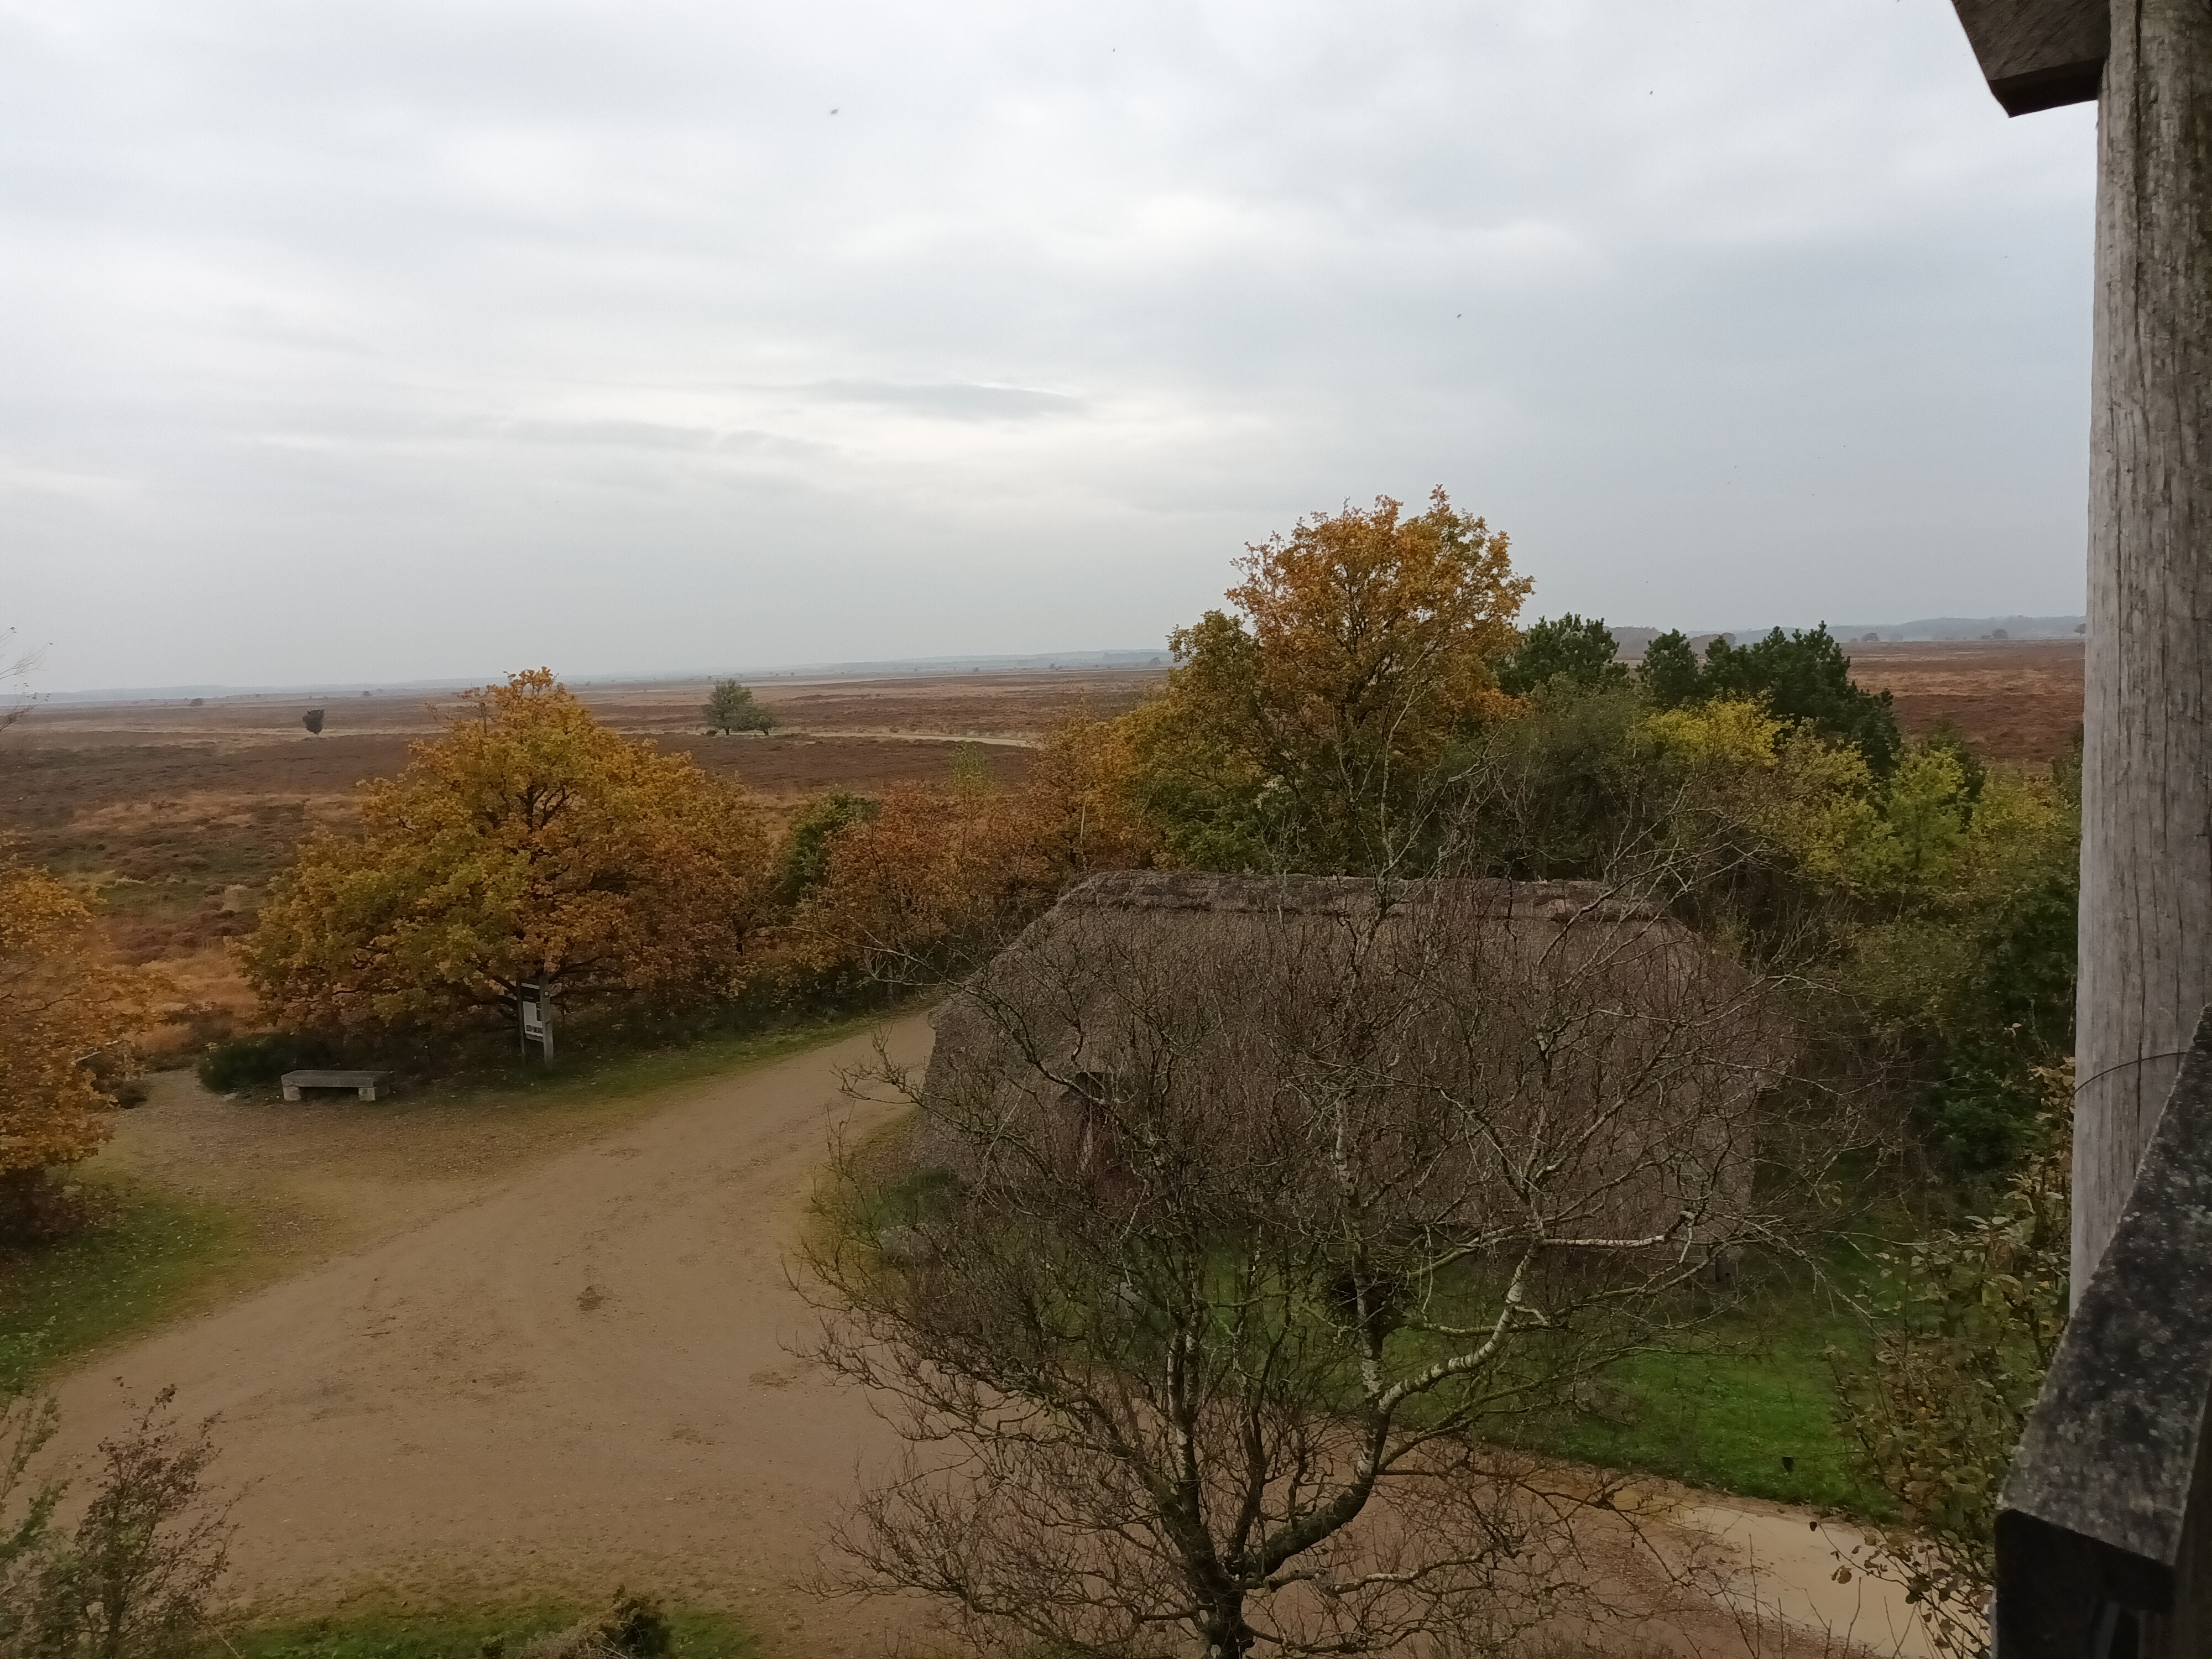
xmin=1 ymin=0 xmax=2098 ymax=691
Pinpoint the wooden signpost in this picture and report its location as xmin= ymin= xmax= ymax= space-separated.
xmin=1948 ymin=2 xmax=2212 ymax=1652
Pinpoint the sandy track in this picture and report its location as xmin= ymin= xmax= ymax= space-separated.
xmin=39 ymin=1014 xmax=1929 ymax=1658
xmin=43 ymin=1020 xmax=934 ymax=1656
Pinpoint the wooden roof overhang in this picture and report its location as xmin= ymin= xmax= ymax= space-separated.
xmin=1950 ymin=0 xmax=2109 ymax=114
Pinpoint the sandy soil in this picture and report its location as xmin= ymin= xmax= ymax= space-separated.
xmin=42 ymin=1019 xmax=937 ymax=1656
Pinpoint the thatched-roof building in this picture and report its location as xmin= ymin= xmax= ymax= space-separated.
xmin=919 ymin=871 xmax=1793 ymax=1264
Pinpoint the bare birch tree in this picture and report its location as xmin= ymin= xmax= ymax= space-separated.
xmin=804 ymin=874 xmax=1804 ymax=1658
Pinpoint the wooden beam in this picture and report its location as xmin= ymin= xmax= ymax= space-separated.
xmin=1950 ymin=0 xmax=2109 ymax=113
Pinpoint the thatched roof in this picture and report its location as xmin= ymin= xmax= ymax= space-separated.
xmin=1016 ymin=868 xmax=1667 ymax=922
xmin=919 ymin=872 xmax=1792 ymax=1258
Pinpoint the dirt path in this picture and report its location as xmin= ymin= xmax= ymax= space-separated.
xmin=42 ymin=1016 xmax=1932 ymax=1659
xmin=44 ymin=1019 xmax=935 ymax=1657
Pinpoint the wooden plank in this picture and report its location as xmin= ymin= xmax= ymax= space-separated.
xmin=1950 ymin=0 xmax=2109 ymax=113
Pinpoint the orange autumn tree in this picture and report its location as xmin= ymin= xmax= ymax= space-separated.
xmin=0 ymin=860 xmax=152 ymax=1217
xmin=784 ymin=718 xmax=1162 ymax=987
xmin=1128 ymin=489 xmax=1530 ymax=872
xmin=243 ymin=669 xmax=770 ymax=1036
xmin=786 ymin=773 xmax=1056 ymax=987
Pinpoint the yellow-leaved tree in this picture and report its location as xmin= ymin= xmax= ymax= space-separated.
xmin=1126 ymin=489 xmax=1530 ymax=872
xmin=0 ymin=860 xmax=151 ymax=1220
xmin=242 ymin=669 xmax=770 ymax=1036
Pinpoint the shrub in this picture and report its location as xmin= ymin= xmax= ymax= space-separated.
xmin=593 ymin=1593 xmax=671 ymax=1659
xmin=510 ymin=1593 xmax=672 ymax=1659
xmin=1829 ymin=1077 xmax=2070 ymax=1658
xmin=0 ymin=862 xmax=153 ymax=1226
xmin=196 ymin=1033 xmax=341 ymax=1094
xmin=0 ymin=1385 xmax=232 ymax=1659
xmin=771 ymin=792 xmax=879 ymax=907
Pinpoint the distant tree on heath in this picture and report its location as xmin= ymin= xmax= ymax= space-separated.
xmin=704 ymin=679 xmax=777 ymax=735
xmin=242 ymin=669 xmax=770 ymax=1035
xmin=1494 ymin=613 xmax=1629 ymax=698
xmin=1126 ymin=490 xmax=1530 ymax=872
xmin=0 ymin=862 xmax=152 ymax=1223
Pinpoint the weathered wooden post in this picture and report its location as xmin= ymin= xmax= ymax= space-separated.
xmin=1958 ymin=0 xmax=2212 ymax=1295
xmin=1950 ymin=2 xmax=2212 ymax=1652
xmin=2072 ymin=0 xmax=2212 ymax=1298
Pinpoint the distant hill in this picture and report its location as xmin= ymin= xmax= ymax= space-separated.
xmin=1803 ymin=615 xmax=2086 ymax=643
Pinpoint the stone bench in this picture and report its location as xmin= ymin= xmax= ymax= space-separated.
xmin=280 ymin=1069 xmax=394 ymax=1102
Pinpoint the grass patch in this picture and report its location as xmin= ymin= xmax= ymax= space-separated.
xmin=225 ymin=1003 xmax=918 ymax=1121
xmin=221 ymin=1604 xmax=759 ymax=1659
xmin=1505 ymin=1258 xmax=1881 ymax=1514
xmin=1518 ymin=1308 xmax=1873 ymax=1512
xmin=439 ymin=1011 xmax=899 ymax=1112
xmin=0 ymin=1177 xmax=245 ymax=1390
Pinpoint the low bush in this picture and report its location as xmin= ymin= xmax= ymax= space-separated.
xmin=0 ymin=1384 xmax=233 ymax=1659
xmin=195 ymin=1033 xmax=342 ymax=1094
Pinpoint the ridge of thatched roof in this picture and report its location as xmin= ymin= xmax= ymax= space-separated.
xmin=1050 ymin=869 xmax=1668 ymax=925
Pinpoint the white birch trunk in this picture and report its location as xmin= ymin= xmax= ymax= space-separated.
xmin=2075 ymin=0 xmax=2212 ymax=1297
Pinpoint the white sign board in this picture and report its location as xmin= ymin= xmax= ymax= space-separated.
xmin=518 ymin=983 xmax=552 ymax=1058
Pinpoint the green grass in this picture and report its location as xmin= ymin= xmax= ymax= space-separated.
xmin=433 ymin=1009 xmax=899 ymax=1110
xmin=0 ymin=1178 xmax=245 ymax=1391
xmin=221 ymin=1604 xmax=759 ymax=1659
xmin=216 ymin=1002 xmax=914 ymax=1119
xmin=1512 ymin=1297 xmax=1876 ymax=1512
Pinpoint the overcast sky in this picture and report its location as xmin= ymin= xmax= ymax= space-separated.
xmin=4 ymin=1 xmax=2096 ymax=692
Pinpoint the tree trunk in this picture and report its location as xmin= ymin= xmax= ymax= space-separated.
xmin=2075 ymin=0 xmax=2212 ymax=1296
xmin=1199 ymin=1593 xmax=1256 ymax=1659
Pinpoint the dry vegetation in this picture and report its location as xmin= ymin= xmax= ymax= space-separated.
xmin=1842 ymin=640 xmax=2083 ymax=761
